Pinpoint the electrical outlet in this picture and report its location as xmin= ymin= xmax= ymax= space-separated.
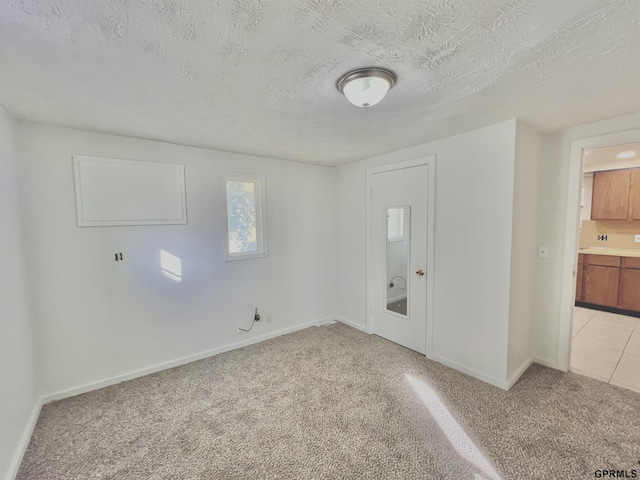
xmin=635 ymin=234 xmax=640 ymax=243
xmin=267 ymin=314 xmax=272 ymax=323
xmin=236 ymin=323 xmax=242 ymax=334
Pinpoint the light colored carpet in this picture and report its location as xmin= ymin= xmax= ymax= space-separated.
xmin=17 ymin=323 xmax=640 ymax=479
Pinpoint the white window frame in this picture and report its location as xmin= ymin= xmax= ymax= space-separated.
xmin=222 ymin=173 xmax=268 ymax=261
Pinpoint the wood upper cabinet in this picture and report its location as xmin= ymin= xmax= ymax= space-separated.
xmin=591 ymin=167 xmax=640 ymax=220
xmin=591 ymin=169 xmax=631 ymax=219
xmin=630 ymin=169 xmax=640 ymax=220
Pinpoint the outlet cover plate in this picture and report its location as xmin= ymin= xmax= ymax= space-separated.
xmin=635 ymin=234 xmax=640 ymax=243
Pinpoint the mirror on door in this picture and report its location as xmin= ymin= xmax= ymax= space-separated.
xmin=385 ymin=206 xmax=410 ymax=317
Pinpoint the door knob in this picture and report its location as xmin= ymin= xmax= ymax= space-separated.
xmin=416 ymin=269 xmax=425 ymax=277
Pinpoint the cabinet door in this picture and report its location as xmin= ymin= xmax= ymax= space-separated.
xmin=619 ymin=267 xmax=640 ymax=311
xmin=582 ymin=264 xmax=620 ymax=307
xmin=630 ymin=169 xmax=640 ymax=220
xmin=622 ymin=257 xmax=640 ymax=269
xmin=585 ymin=254 xmax=621 ymax=267
xmin=591 ymin=170 xmax=630 ymax=220
xmin=575 ymin=262 xmax=583 ymax=302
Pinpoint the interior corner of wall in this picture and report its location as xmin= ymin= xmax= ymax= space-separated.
xmin=335 ymin=316 xmax=369 ymax=333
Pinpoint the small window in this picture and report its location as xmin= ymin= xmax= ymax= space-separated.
xmin=223 ymin=173 xmax=268 ymax=261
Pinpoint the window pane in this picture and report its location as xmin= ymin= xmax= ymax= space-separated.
xmin=226 ymin=180 xmax=257 ymax=253
xmin=223 ymin=173 xmax=267 ymax=261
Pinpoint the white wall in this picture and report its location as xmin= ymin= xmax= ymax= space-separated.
xmin=336 ymin=120 xmax=519 ymax=388
xmin=16 ymin=122 xmax=336 ymax=399
xmin=335 ymin=160 xmax=368 ymax=329
xmin=0 ymin=108 xmax=39 ymax=480
xmin=533 ymin=111 xmax=640 ymax=366
xmin=506 ymin=121 xmax=541 ymax=382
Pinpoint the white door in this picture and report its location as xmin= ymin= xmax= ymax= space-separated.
xmin=368 ymin=159 xmax=434 ymax=355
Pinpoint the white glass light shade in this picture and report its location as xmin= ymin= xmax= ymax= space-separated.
xmin=343 ymin=76 xmax=391 ymax=108
xmin=337 ymin=67 xmax=397 ymax=108
xmin=617 ymin=150 xmax=636 ymax=159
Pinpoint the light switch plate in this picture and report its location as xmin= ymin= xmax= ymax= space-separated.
xmin=538 ymin=246 xmax=549 ymax=258
xmin=635 ymin=234 xmax=640 ymax=243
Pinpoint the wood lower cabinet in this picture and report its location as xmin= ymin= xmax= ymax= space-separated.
xmin=619 ymin=268 xmax=640 ymax=311
xmin=575 ymin=261 xmax=584 ymax=302
xmin=576 ymin=253 xmax=640 ymax=313
xmin=583 ymin=264 xmax=620 ymax=307
xmin=619 ymin=257 xmax=640 ymax=311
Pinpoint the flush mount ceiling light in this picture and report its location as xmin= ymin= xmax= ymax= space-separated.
xmin=617 ymin=150 xmax=636 ymax=159
xmin=337 ymin=67 xmax=397 ymax=108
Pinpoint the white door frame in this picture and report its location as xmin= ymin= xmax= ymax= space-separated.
xmin=558 ymin=128 xmax=640 ymax=371
xmin=366 ymin=157 xmax=436 ymax=357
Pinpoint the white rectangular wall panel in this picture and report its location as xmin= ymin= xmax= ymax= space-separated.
xmin=73 ymin=155 xmax=187 ymax=226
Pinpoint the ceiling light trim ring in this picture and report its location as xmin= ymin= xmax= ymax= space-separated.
xmin=336 ymin=67 xmax=398 ymax=94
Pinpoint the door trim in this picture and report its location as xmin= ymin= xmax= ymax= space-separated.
xmin=558 ymin=128 xmax=640 ymax=371
xmin=366 ymin=157 xmax=436 ymax=357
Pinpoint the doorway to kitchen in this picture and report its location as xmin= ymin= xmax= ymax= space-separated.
xmin=565 ymin=137 xmax=640 ymax=393
xmin=366 ymin=157 xmax=435 ymax=356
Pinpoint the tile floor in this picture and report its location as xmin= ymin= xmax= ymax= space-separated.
xmin=571 ymin=306 xmax=640 ymax=393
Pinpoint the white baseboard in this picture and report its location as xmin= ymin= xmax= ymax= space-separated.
xmin=42 ymin=316 xmax=334 ymax=404
xmin=533 ymin=357 xmax=562 ymax=371
xmin=6 ymin=399 xmax=42 ymax=480
xmin=506 ymin=358 xmax=534 ymax=389
xmin=335 ymin=316 xmax=370 ymax=334
xmin=427 ymin=352 xmax=509 ymax=390
xmin=314 ymin=316 xmax=337 ymax=327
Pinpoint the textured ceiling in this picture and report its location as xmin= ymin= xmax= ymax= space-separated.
xmin=0 ymin=0 xmax=639 ymax=165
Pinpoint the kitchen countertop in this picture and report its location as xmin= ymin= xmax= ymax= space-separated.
xmin=578 ymin=247 xmax=640 ymax=258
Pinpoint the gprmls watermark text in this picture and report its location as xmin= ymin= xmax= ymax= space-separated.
xmin=594 ymin=469 xmax=638 ymax=478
